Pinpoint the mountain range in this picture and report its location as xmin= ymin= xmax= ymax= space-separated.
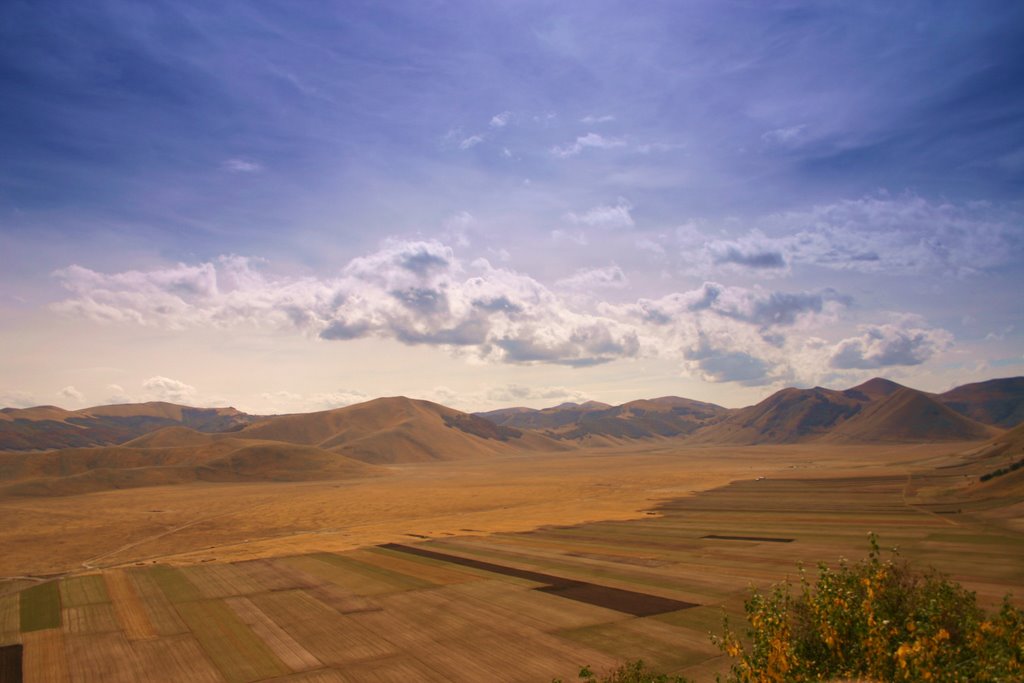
xmin=0 ymin=377 xmax=1019 ymax=496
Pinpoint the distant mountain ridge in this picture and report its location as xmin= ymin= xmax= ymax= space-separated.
xmin=476 ymin=376 xmax=1020 ymax=445
xmin=0 ymin=402 xmax=259 ymax=451
xmin=1 ymin=376 xmax=1020 ymax=455
xmin=477 ymin=396 xmax=728 ymax=442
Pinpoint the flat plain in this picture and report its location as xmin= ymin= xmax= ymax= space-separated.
xmin=2 ymin=436 xmax=1021 ymax=682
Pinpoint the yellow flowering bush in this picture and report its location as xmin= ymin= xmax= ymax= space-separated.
xmin=712 ymin=534 xmax=1023 ymax=682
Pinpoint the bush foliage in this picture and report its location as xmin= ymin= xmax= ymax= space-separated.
xmin=559 ymin=536 xmax=1022 ymax=682
xmin=712 ymin=534 xmax=1023 ymax=682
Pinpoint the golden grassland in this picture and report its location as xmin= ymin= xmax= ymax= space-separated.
xmin=1 ymin=438 xmax=1021 ymax=682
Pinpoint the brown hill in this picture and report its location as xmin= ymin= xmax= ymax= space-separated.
xmin=823 ymin=387 xmax=997 ymax=443
xmin=691 ymin=383 xmax=996 ymax=445
xmin=476 ymin=397 xmax=727 ymax=441
xmin=842 ymin=377 xmax=906 ymax=401
xmin=936 ymin=376 xmax=1024 ymax=428
xmin=477 ymin=401 xmax=613 ymax=431
xmin=690 ymin=386 xmax=865 ymax=444
xmin=0 ymin=402 xmax=259 ymax=451
xmin=0 ymin=433 xmax=380 ymax=497
xmin=238 ymin=396 xmax=564 ymax=465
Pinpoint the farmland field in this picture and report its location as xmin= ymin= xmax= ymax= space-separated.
xmin=1 ymin=441 xmax=1022 ymax=681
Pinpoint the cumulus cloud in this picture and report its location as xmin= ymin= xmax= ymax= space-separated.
xmin=143 ymin=376 xmax=197 ymax=403
xmin=486 ymin=384 xmax=591 ymax=405
xmin=566 ymin=199 xmax=634 ymax=229
xmin=555 ymin=265 xmax=628 ymax=290
xmin=623 ymin=282 xmax=844 ymax=329
xmin=683 ymin=335 xmax=774 ymax=385
xmin=258 ymin=389 xmax=367 ymax=413
xmin=551 ymin=133 xmax=626 ymax=157
xmin=58 ymin=386 xmax=84 ymax=403
xmin=53 ymin=241 xmax=641 ymax=368
xmin=707 ymin=231 xmax=788 ymax=271
xmin=489 ymin=111 xmax=511 ymax=128
xmin=105 ymin=384 xmax=133 ymax=404
xmin=0 ymin=391 xmax=39 ymax=409
xmin=829 ymin=321 xmax=953 ymax=369
xmin=49 ymin=241 xmax=952 ymax=386
xmin=459 ymin=134 xmax=484 ymax=149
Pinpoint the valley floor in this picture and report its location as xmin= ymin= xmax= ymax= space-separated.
xmin=1 ymin=441 xmax=1021 ymax=682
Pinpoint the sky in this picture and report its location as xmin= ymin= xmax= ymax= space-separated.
xmin=1 ymin=0 xmax=1023 ymax=414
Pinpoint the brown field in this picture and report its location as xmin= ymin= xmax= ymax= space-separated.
xmin=2 ymin=439 xmax=1023 ymax=681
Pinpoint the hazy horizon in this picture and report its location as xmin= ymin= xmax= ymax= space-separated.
xmin=2 ymin=2 xmax=1023 ymax=414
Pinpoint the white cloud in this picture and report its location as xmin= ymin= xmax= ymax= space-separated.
xmin=677 ymin=195 xmax=1023 ymax=278
xmin=223 ymin=158 xmax=263 ymax=173
xmin=105 ymin=384 xmax=133 ymax=404
xmin=143 ymin=376 xmax=197 ymax=403
xmin=486 ymin=384 xmax=591 ymax=405
xmin=829 ymin=320 xmax=953 ymax=369
xmin=258 ymin=389 xmax=367 ymax=413
xmin=772 ymin=194 xmax=1023 ymax=276
xmin=556 ymin=265 xmax=629 ymax=290
xmin=551 ymin=132 xmax=626 ymax=157
xmin=0 ymin=391 xmax=39 ymax=409
xmin=566 ymin=199 xmax=634 ymax=229
xmin=58 ymin=385 xmax=84 ymax=403
xmin=48 ymin=241 xmax=953 ymax=386
xmin=489 ymin=111 xmax=511 ymax=128
xmin=550 ymin=229 xmax=588 ymax=245
xmin=706 ymin=230 xmax=789 ymax=272
xmin=580 ymin=114 xmax=615 ymax=124
xmin=459 ymin=134 xmax=484 ymax=149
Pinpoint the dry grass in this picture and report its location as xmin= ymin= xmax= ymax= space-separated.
xmin=4 ymin=439 xmax=1022 ymax=682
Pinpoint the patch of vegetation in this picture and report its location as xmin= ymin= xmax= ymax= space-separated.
xmin=554 ymin=659 xmax=692 ymax=683
xmin=980 ymin=457 xmax=1024 ymax=482
xmin=19 ymin=581 xmax=61 ymax=632
xmin=713 ymin=534 xmax=1024 ymax=682
xmin=556 ymin=536 xmax=1023 ymax=682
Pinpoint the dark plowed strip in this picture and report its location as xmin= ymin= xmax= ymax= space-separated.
xmin=702 ymin=534 xmax=793 ymax=543
xmin=378 ymin=544 xmax=564 ymax=585
xmin=380 ymin=543 xmax=697 ymax=617
xmin=536 ymin=582 xmax=696 ymax=616
xmin=0 ymin=644 xmax=22 ymax=683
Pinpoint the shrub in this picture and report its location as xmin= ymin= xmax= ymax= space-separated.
xmin=712 ymin=534 xmax=1024 ymax=682
xmin=553 ymin=660 xmax=692 ymax=683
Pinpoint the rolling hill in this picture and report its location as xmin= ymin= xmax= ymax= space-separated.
xmin=239 ymin=396 xmax=565 ymax=464
xmin=0 ymin=402 xmax=259 ymax=450
xmin=689 ymin=380 xmax=998 ymax=445
xmin=0 ymin=432 xmax=381 ymax=497
xmin=0 ymin=397 xmax=568 ymax=495
xmin=476 ymin=397 xmax=728 ymax=441
xmin=936 ymin=377 xmax=1024 ymax=428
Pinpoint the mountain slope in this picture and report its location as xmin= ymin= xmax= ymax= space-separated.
xmin=476 ymin=397 xmax=728 ymax=441
xmin=0 ymin=433 xmax=380 ymax=497
xmin=0 ymin=402 xmax=258 ymax=450
xmin=937 ymin=377 xmax=1024 ymax=428
xmin=238 ymin=396 xmax=564 ymax=464
xmin=690 ymin=381 xmax=997 ymax=445
xmin=690 ymin=386 xmax=865 ymax=444
xmin=823 ymin=387 xmax=996 ymax=443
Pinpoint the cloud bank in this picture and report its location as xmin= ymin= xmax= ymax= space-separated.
xmin=51 ymin=239 xmax=954 ymax=386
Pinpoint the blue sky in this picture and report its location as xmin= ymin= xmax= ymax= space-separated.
xmin=1 ymin=1 xmax=1022 ymax=412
